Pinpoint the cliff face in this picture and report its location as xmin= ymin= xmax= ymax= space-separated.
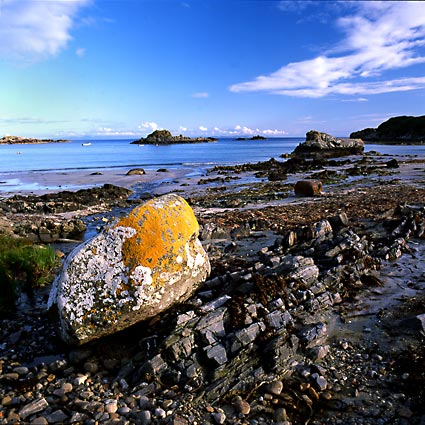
xmin=350 ymin=115 xmax=425 ymax=143
xmin=131 ymin=130 xmax=217 ymax=145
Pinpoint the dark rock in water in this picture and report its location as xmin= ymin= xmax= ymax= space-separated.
xmin=294 ymin=180 xmax=323 ymax=197
xmin=350 ymin=115 xmax=425 ymax=143
xmin=386 ymin=158 xmax=399 ymax=168
xmin=157 ymin=168 xmax=169 ymax=172
xmin=126 ymin=168 xmax=146 ymax=175
xmin=131 ymin=130 xmax=217 ymax=145
xmin=292 ymin=130 xmax=364 ymax=159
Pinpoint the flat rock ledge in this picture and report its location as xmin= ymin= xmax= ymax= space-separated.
xmin=48 ymin=194 xmax=210 ymax=345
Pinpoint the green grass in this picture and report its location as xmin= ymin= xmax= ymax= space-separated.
xmin=0 ymin=235 xmax=59 ymax=313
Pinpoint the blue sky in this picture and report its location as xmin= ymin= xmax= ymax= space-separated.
xmin=0 ymin=0 xmax=424 ymax=139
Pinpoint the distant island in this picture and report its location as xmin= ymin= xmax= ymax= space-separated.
xmin=0 ymin=136 xmax=69 ymax=145
xmin=235 ymin=135 xmax=267 ymax=141
xmin=131 ymin=130 xmax=217 ymax=145
xmin=350 ymin=115 xmax=425 ymax=144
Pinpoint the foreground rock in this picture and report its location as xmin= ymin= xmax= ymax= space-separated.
xmin=48 ymin=194 xmax=210 ymax=345
xmin=131 ymin=129 xmax=217 ymax=145
xmin=350 ymin=115 xmax=425 ymax=143
xmin=0 ymin=184 xmax=134 ymax=243
xmin=292 ymin=130 xmax=364 ymax=159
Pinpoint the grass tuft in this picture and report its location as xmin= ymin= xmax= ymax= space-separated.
xmin=0 ymin=235 xmax=59 ymax=313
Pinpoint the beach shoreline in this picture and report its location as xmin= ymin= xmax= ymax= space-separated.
xmin=0 ymin=166 xmax=199 ymax=198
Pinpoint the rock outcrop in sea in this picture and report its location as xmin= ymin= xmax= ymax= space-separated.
xmin=131 ymin=130 xmax=217 ymax=145
xmin=0 ymin=136 xmax=68 ymax=144
xmin=48 ymin=194 xmax=210 ymax=345
xmin=292 ymin=130 xmax=364 ymax=159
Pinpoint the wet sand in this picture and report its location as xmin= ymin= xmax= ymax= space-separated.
xmin=0 ymin=167 xmax=197 ymax=197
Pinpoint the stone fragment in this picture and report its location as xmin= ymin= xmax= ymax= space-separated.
xmin=48 ymin=194 xmax=210 ymax=345
xmin=205 ymin=343 xmax=228 ymax=365
xmin=45 ymin=410 xmax=68 ymax=423
xmin=19 ymin=398 xmax=49 ymax=420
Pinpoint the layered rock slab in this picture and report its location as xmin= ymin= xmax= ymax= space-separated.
xmin=292 ymin=130 xmax=364 ymax=159
xmin=48 ymin=194 xmax=210 ymax=345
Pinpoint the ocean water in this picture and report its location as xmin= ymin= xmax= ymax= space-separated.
xmin=0 ymin=138 xmax=303 ymax=174
xmin=0 ymin=138 xmax=424 ymax=194
xmin=1 ymin=138 xmax=424 ymax=174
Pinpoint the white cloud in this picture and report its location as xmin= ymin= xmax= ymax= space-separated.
xmin=230 ymin=2 xmax=425 ymax=98
xmin=139 ymin=121 xmax=160 ymax=131
xmin=178 ymin=126 xmax=188 ymax=132
xmin=211 ymin=125 xmax=287 ymax=137
xmin=192 ymin=92 xmax=209 ymax=98
xmin=199 ymin=126 xmax=208 ymax=131
xmin=0 ymin=0 xmax=91 ymax=63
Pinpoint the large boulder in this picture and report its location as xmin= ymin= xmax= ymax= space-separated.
xmin=48 ymin=194 xmax=210 ymax=345
xmin=292 ymin=130 xmax=364 ymax=159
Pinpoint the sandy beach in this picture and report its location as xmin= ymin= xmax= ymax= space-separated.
xmin=0 ymin=167 xmax=198 ymax=197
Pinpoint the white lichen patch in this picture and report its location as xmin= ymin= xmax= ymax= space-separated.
xmin=52 ymin=225 xmax=137 ymax=325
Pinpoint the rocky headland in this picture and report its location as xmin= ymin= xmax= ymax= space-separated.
xmin=131 ymin=130 xmax=217 ymax=145
xmin=0 ymin=136 xmax=69 ymax=144
xmin=350 ymin=115 xmax=425 ymax=144
xmin=0 ymin=130 xmax=424 ymax=424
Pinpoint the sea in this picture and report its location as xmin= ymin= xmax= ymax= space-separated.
xmin=0 ymin=137 xmax=424 ymax=192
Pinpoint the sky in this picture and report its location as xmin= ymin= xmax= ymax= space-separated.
xmin=0 ymin=0 xmax=424 ymax=139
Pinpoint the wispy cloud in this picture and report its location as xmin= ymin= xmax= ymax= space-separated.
xmin=192 ymin=92 xmax=209 ymax=98
xmin=199 ymin=126 xmax=208 ymax=132
xmin=230 ymin=2 xmax=425 ymax=98
xmin=0 ymin=0 xmax=91 ymax=63
xmin=96 ymin=127 xmax=138 ymax=137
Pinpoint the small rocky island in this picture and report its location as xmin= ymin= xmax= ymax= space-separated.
xmin=0 ymin=136 xmax=69 ymax=144
xmin=350 ymin=115 xmax=425 ymax=144
xmin=236 ymin=135 xmax=267 ymax=140
xmin=131 ymin=129 xmax=217 ymax=145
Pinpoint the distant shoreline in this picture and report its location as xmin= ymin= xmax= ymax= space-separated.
xmin=0 ymin=136 xmax=70 ymax=145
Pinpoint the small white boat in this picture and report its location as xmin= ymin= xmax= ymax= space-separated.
xmin=82 ymin=142 xmax=92 ymax=146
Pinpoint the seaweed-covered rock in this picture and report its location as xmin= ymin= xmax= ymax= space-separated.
xmin=48 ymin=194 xmax=210 ymax=345
xmin=292 ymin=131 xmax=364 ymax=159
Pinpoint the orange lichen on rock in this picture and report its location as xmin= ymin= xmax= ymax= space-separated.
xmin=116 ymin=194 xmax=200 ymax=287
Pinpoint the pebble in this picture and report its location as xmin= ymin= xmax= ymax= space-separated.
xmin=232 ymin=395 xmax=251 ymax=415
xmin=212 ymin=411 xmax=226 ymax=424
xmin=265 ymin=380 xmax=283 ymax=395
xmin=105 ymin=399 xmax=118 ymax=414
xmin=139 ymin=410 xmax=152 ymax=424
